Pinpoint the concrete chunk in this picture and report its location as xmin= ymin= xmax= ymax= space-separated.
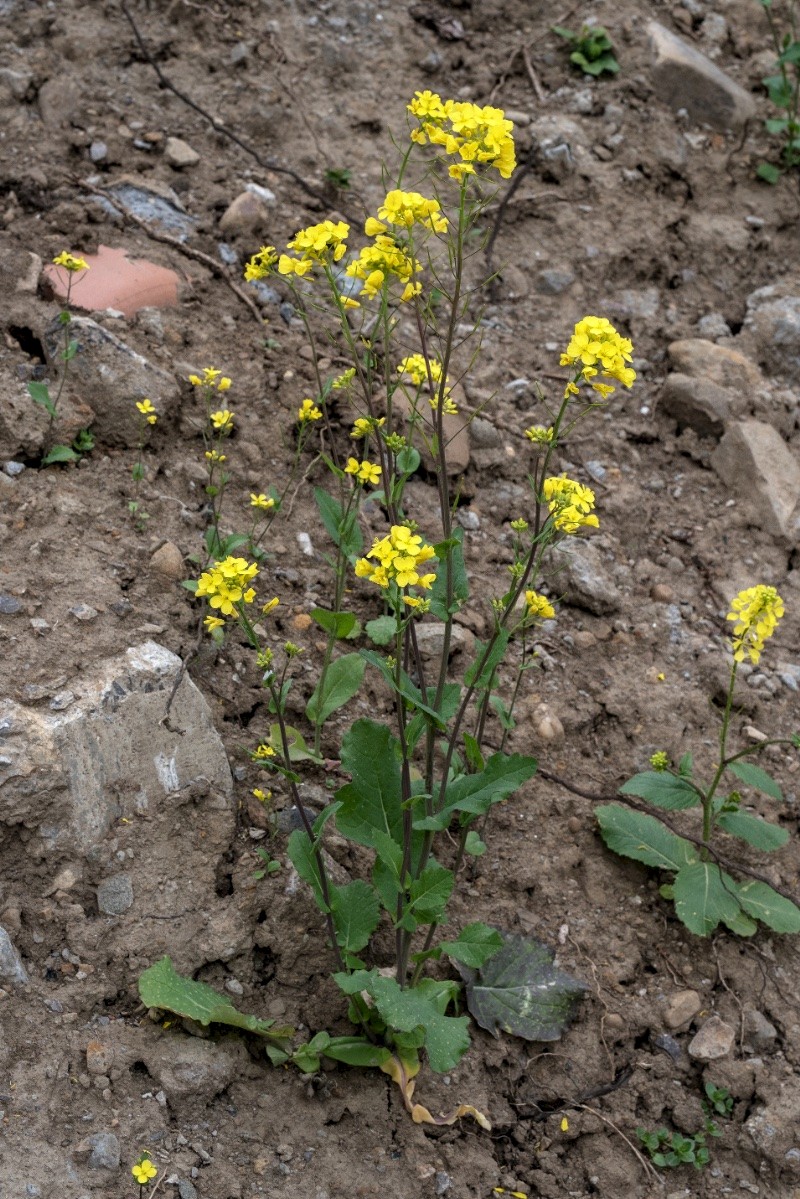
xmin=648 ymin=21 xmax=756 ymax=131
xmin=712 ymin=421 xmax=800 ymax=540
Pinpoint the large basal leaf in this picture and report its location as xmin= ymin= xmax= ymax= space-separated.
xmin=459 ymin=932 xmax=586 ymax=1041
xmin=335 ymin=720 xmax=404 ymax=848
xmin=305 ymin=652 xmax=366 ymax=724
xmin=619 ymin=771 xmax=700 ymax=811
xmin=139 ymin=956 xmax=293 ymax=1040
xmin=369 ymin=976 xmax=471 ymax=1073
xmin=726 ymin=761 xmax=783 ymax=802
xmin=329 ymin=880 xmax=381 ymax=953
xmin=717 ymin=811 xmax=789 ymax=851
xmin=440 ymin=923 xmax=504 ymax=968
xmin=672 ymin=862 xmax=743 ymax=937
xmin=736 ymin=880 xmax=800 ymax=933
xmin=596 ymin=804 xmax=697 ymax=871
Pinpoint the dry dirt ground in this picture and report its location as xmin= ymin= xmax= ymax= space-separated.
xmin=1 ymin=0 xmax=800 ymax=1197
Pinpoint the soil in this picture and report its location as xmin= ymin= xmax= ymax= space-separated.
xmin=1 ymin=1 xmax=800 ymax=1197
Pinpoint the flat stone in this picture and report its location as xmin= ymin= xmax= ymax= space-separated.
xmin=219 ymin=191 xmax=272 ymax=237
xmin=712 ymin=420 xmax=800 ymax=541
xmin=37 ymin=76 xmax=81 ymax=128
xmin=742 ymin=1009 xmax=778 ymax=1054
xmin=688 ymin=1014 xmax=735 ymax=1061
xmin=149 ymin=542 xmax=184 ymax=580
xmin=76 ymin=1132 xmax=120 ymax=1171
xmin=659 ymin=373 xmax=738 ymax=438
xmin=42 ymin=315 xmax=180 ymax=449
xmin=535 ymin=267 xmax=575 ymax=295
xmin=93 ymin=177 xmax=196 ymax=241
xmin=97 ymin=873 xmax=133 ymax=916
xmin=0 ymin=925 xmax=28 ymax=984
xmin=164 ymin=136 xmax=200 ymax=168
xmin=42 ymin=245 xmax=181 ymax=319
xmin=141 ymin=1034 xmax=249 ymax=1098
xmin=647 ymin=21 xmax=756 ymax=131
xmin=0 ymin=595 xmax=21 ymax=615
xmin=547 ymin=541 xmax=621 ymax=616
xmin=667 ymin=338 xmax=764 ymax=393
xmin=413 ymin=622 xmax=474 ymax=665
xmin=663 ymin=989 xmax=702 ymax=1029
xmin=0 ymin=641 xmax=233 ymax=855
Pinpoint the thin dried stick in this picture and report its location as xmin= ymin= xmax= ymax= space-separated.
xmin=522 ymin=45 xmax=548 ymax=103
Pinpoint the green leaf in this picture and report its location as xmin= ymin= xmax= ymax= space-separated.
xmin=332 ymin=968 xmax=378 ymax=995
xmin=766 ymin=117 xmax=790 ymax=133
xmin=27 ymin=380 xmax=56 ymax=415
xmin=138 ymin=956 xmax=293 ymax=1041
xmin=721 ymin=906 xmax=758 ymax=937
xmin=464 ymin=631 xmax=509 ymax=690
xmin=428 ymin=528 xmax=469 ymax=620
xmin=678 ymin=752 xmax=693 ymax=777
xmin=672 ymin=862 xmax=743 ymax=937
xmin=306 ymin=653 xmax=366 ymax=724
xmin=395 ymin=446 xmax=421 ymax=475
xmin=365 ymin=615 xmax=396 ymax=646
xmin=489 ymin=694 xmax=516 ymax=731
xmin=757 ymin=161 xmax=782 ymax=184
xmin=42 ymin=444 xmax=79 ymax=465
xmin=311 ymin=608 xmax=357 ymax=639
xmin=360 ymin=650 xmax=447 ymax=726
xmin=336 ymin=720 xmax=404 ymax=849
xmin=314 ymin=486 xmax=363 ymax=559
xmin=287 ymin=828 xmax=327 ymax=911
xmin=330 ymin=880 xmax=381 ymax=953
xmin=736 ymin=880 xmax=800 ymax=933
xmin=321 ymin=1036 xmax=392 ymax=1069
xmin=717 ymin=811 xmax=789 ymax=851
xmin=369 ymin=976 xmax=471 ymax=1072
xmin=442 ymin=751 xmax=538 ymax=820
xmin=464 ymin=830 xmax=487 ymax=856
xmin=440 ymin=923 xmax=504 ymax=968
xmin=596 ymin=804 xmax=697 ymax=871
xmin=619 ymin=771 xmax=700 ymax=810
xmin=269 ymin=724 xmax=323 ymax=764
xmin=399 ymin=862 xmax=454 ymax=929
xmin=727 ymin=761 xmax=783 ymax=802
xmin=463 ymin=734 xmax=484 ymax=773
xmin=458 ymin=932 xmax=586 ymax=1040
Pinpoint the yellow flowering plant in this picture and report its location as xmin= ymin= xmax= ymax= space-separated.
xmin=597 ymin=584 xmax=800 ymax=937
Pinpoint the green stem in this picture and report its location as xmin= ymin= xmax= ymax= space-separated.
xmin=702 ymin=661 xmax=739 ymax=846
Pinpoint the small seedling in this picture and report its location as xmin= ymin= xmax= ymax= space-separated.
xmin=553 ymin=22 xmax=620 ymax=76
xmin=325 ymin=166 xmax=352 ymax=190
xmin=704 ymin=1082 xmax=734 ymax=1118
xmin=638 ymin=1082 xmax=732 ymax=1171
xmin=757 ymin=0 xmax=800 ymax=181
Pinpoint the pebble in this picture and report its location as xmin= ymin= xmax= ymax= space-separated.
xmin=664 ymin=989 xmax=702 ymax=1029
xmin=291 ymin=613 xmax=313 ymax=631
xmin=296 ymin=532 xmax=315 ymax=557
xmin=178 ymin=1181 xmax=198 ymax=1199
xmin=86 ymin=1041 xmax=115 ymax=1075
xmin=219 ymin=191 xmax=272 ymax=236
xmin=653 ymin=1032 xmax=683 ymax=1062
xmin=149 ymin=541 xmax=185 ymax=580
xmin=532 ymin=703 xmax=565 ymax=745
xmin=688 ymin=1014 xmax=735 ymax=1061
xmin=0 ymin=925 xmax=28 ymax=984
xmin=97 ymin=874 xmax=134 ymax=916
xmin=164 ymin=136 xmax=200 ymax=168
xmin=743 ymin=1010 xmax=778 ymax=1054
xmin=456 ymin=509 xmax=480 ymax=531
xmin=89 ymin=141 xmax=108 ymax=163
xmin=0 ymin=595 xmax=21 ymax=615
xmin=80 ymin=1131 xmax=120 ymax=1170
xmin=651 ymin=583 xmax=674 ymax=603
xmin=225 ymin=978 xmax=244 ymax=996
xmin=70 ymin=604 xmax=98 ymax=622
xmin=4 ymin=461 xmax=25 ymax=476
xmin=50 ymin=690 xmax=75 ymax=711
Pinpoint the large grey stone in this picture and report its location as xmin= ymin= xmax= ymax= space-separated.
xmin=744 ymin=286 xmax=800 ymax=382
xmin=659 ymin=373 xmax=739 ymax=438
xmin=666 ymin=338 xmax=764 ymax=393
xmin=0 ymin=925 xmax=28 ymax=984
xmin=647 ymin=21 xmax=756 ymax=131
xmin=141 ymin=1034 xmax=249 ymax=1098
xmin=43 ymin=316 xmax=180 ymax=449
xmin=712 ymin=421 xmax=800 ymax=541
xmin=0 ymin=642 xmax=232 ymax=856
xmin=547 ymin=541 xmax=621 ymax=616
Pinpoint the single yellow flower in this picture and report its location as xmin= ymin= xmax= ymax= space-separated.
xmin=262 ymin=597 xmax=279 ymax=614
xmin=210 ymin=409 xmax=234 ymax=431
xmin=131 ymin=1157 xmax=158 ymax=1185
xmin=204 ymin=614 xmax=225 ymax=632
xmin=253 ymin=744 xmax=276 ymax=760
xmin=250 ymin=493 xmax=275 ymax=510
xmin=253 ymin=788 xmax=272 ymax=803
xmin=53 ymin=250 xmax=90 ymax=273
xmin=525 ymin=590 xmax=555 ymax=620
xmin=135 ymin=398 xmax=158 ymax=425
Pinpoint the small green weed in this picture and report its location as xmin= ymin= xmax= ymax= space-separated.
xmin=757 ymin=0 xmax=800 ymax=181
xmin=638 ymin=1085 xmax=732 ymax=1171
xmin=553 ymin=22 xmax=619 ymax=76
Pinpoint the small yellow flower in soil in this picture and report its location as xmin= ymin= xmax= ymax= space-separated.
xmin=525 ymin=591 xmax=555 ymax=620
xmin=253 ymin=744 xmax=276 ymax=760
xmin=135 ymin=398 xmax=158 ymax=425
xmin=297 ymin=398 xmax=322 ymax=423
xmin=560 ymin=1117 xmax=569 ymax=1133
xmin=331 ymin=368 xmax=356 ymax=390
xmin=205 ymin=450 xmax=226 ymax=463
xmin=53 ymin=250 xmax=90 ymax=273
xmin=131 ymin=1156 xmax=158 ymax=1185
xmin=244 ymin=244 xmax=278 ymax=282
xmin=210 ymin=408 xmax=234 ymax=432
xmin=189 ymin=367 xmax=232 ymax=391
xmin=253 ymin=788 xmax=272 ymax=802
xmin=204 ymin=614 xmax=225 ymax=632
xmin=650 ymin=751 xmax=669 ymax=771
xmin=196 ymin=556 xmax=258 ymax=617
xmin=727 ymin=584 xmax=784 ymax=665
xmin=262 ymin=597 xmax=279 ymax=615
xmin=524 ymin=425 xmax=554 ymax=444
xmin=250 ymin=493 xmax=275 ymax=510
xmin=542 ymin=475 xmax=599 ymax=534
xmin=560 ymin=316 xmax=636 ymax=394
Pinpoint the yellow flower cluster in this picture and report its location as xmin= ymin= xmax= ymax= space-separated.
xmin=345 ymin=457 xmax=381 ymax=485
xmin=196 ymin=556 xmax=258 ymax=621
xmin=727 ymin=585 xmax=784 ymax=665
xmin=135 ymin=398 xmax=158 ymax=425
xmin=53 ymin=250 xmax=90 ymax=273
xmin=396 ymin=354 xmax=457 ymax=412
xmin=331 ymin=368 xmax=356 ymax=390
xmin=189 ymin=367 xmax=232 ymax=391
xmin=365 ymin=190 xmax=448 ymax=236
xmin=244 ymin=244 xmax=278 ymax=281
xmin=351 ymin=416 xmax=385 ymax=438
xmin=407 ymin=91 xmax=516 ymax=180
xmin=524 ymin=425 xmax=553 ymax=445
xmin=561 ymin=317 xmax=635 ymax=397
xmin=355 ymin=525 xmax=437 ymax=598
xmin=542 ymin=475 xmax=599 ymax=534
xmin=298 ymin=398 xmax=323 ymax=423
xmin=345 ymin=234 xmax=421 ymax=302
xmin=650 ymin=751 xmax=669 ymax=771
xmin=525 ymin=591 xmax=555 ymax=620
xmin=210 ymin=408 xmax=234 ymax=432
xmin=278 ymin=220 xmax=349 ymax=277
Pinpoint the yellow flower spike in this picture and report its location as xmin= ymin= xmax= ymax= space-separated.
xmin=542 ymin=475 xmax=600 ymax=534
xmin=244 ymin=245 xmax=278 ymax=282
xmin=196 ymin=556 xmax=258 ymax=619
xmin=525 ymin=590 xmax=555 ymax=620
xmin=397 ymin=353 xmax=444 ymax=388
xmin=53 ymin=250 xmax=90 ymax=273
xmin=407 ymin=92 xmax=516 ymax=179
xmin=331 ymin=368 xmax=356 ymax=390
xmin=560 ymin=316 xmax=636 ymax=390
xmin=297 ymin=398 xmax=323 ymax=423
xmin=726 ymin=585 xmax=784 ymax=666
xmin=204 ymin=450 xmax=226 ymax=463
xmin=524 ymin=425 xmax=554 ymax=445
xmin=650 ymin=751 xmax=669 ymax=771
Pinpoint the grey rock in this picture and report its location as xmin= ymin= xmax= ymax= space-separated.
xmin=246 ymin=182 xmax=277 ymax=207
xmin=456 ymin=509 xmax=480 ymax=530
xmin=667 ymin=338 xmax=763 ymax=392
xmin=0 ymin=641 xmax=233 ymax=854
xmin=219 ymin=191 xmax=272 ymax=237
xmin=86 ymin=1132 xmax=120 ymax=1170
xmin=414 ymin=622 xmax=475 ymax=666
xmin=275 ymin=805 xmax=316 ymax=834
xmin=49 ymin=691 xmax=75 ymax=711
xmin=653 ymin=1032 xmax=683 ymax=1062
xmin=178 ymin=1182 xmax=199 ymax=1199
xmin=744 ymin=288 xmax=800 ymax=381
xmin=0 ymin=595 xmax=21 ymax=614
xmin=0 ymin=925 xmax=28 ymax=984
xmin=69 ymin=604 xmax=98 ymax=622
xmin=535 ymin=268 xmax=575 ymax=295
xmin=712 ymin=421 xmax=800 ymax=541
xmin=141 ymin=1034 xmax=249 ymax=1098
xmin=43 ymin=316 xmax=181 ymax=449
xmin=38 ymin=76 xmax=81 ymax=128
xmin=164 ymin=136 xmax=200 ymax=168
xmin=468 ymin=418 xmax=502 ymax=449
xmin=97 ymin=874 xmax=134 ymax=916
xmin=647 ymin=21 xmax=756 ymax=131
xmin=664 ymin=989 xmax=702 ymax=1029
xmin=4 ymin=461 xmax=25 ymax=475
xmin=93 ymin=179 xmax=196 ymax=240
xmin=547 ymin=541 xmax=621 ymax=616
xmin=659 ymin=373 xmax=738 ymax=438
xmin=696 ymin=312 xmax=731 ymax=339
xmin=0 ymin=67 xmax=32 ymax=100
xmin=688 ymin=1014 xmax=735 ymax=1061
xmin=89 ymin=141 xmax=108 ymax=163
xmin=743 ymin=1009 xmax=778 ymax=1054
xmin=604 ymin=287 xmax=660 ymax=322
